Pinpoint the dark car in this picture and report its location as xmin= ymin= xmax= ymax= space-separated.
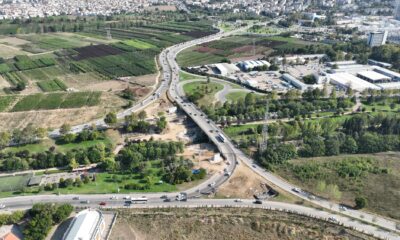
xmin=99 ymin=202 xmax=107 ymax=206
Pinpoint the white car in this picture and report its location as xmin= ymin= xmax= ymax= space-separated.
xmin=0 ymin=204 xmax=5 ymax=209
xmin=123 ymin=196 xmax=131 ymax=200
xmin=110 ymin=196 xmax=118 ymax=200
xmin=292 ymin=188 xmax=301 ymax=193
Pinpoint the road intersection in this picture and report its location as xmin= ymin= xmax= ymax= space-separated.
xmin=4 ymin=27 xmax=400 ymax=240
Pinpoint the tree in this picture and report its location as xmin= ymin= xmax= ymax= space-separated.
xmin=68 ymin=158 xmax=79 ymax=171
xmin=104 ymin=112 xmax=117 ymax=126
xmin=0 ymin=132 xmax=10 ymax=149
xmin=138 ymin=110 xmax=147 ymax=120
xmin=355 ymin=196 xmax=367 ymax=209
xmin=60 ymin=123 xmax=71 ymax=135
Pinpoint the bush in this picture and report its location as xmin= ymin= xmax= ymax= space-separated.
xmin=355 ymin=196 xmax=367 ymax=209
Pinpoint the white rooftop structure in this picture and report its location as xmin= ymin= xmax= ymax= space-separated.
xmin=357 ymin=71 xmax=391 ymax=83
xmin=282 ymin=73 xmax=308 ymax=91
xmin=213 ymin=63 xmax=240 ymax=76
xmin=63 ymin=209 xmax=105 ymax=240
xmin=373 ymin=66 xmax=400 ymax=81
xmin=376 ymin=82 xmax=400 ymax=90
xmin=328 ymin=73 xmax=381 ymax=91
xmin=327 ymin=60 xmax=357 ymax=67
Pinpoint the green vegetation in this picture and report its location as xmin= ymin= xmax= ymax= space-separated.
xmin=183 ymin=81 xmax=224 ymax=106
xmin=177 ymin=35 xmax=312 ymax=67
xmin=37 ymin=79 xmax=67 ymax=92
xmin=24 ymin=203 xmax=73 ymax=240
xmin=0 ymin=95 xmax=17 ymax=112
xmin=0 ymin=211 xmax=25 ymax=227
xmin=179 ymin=71 xmax=202 ymax=81
xmin=11 ymin=92 xmax=101 ymax=111
xmin=275 ymin=153 xmax=400 ymax=219
xmin=0 ymin=174 xmax=32 ymax=192
xmin=122 ymin=39 xmax=156 ymax=49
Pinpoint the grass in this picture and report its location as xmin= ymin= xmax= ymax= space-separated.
xmin=11 ymin=92 xmax=101 ymax=112
xmin=225 ymin=91 xmax=249 ymax=102
xmin=122 ymin=39 xmax=156 ymax=49
xmin=37 ymin=79 xmax=67 ymax=92
xmin=179 ymin=71 xmax=203 ymax=81
xmin=183 ymin=81 xmax=224 ymax=106
xmin=0 ymin=174 xmax=32 ymax=192
xmin=0 ymin=95 xmax=17 ymax=112
xmin=275 ymin=152 xmax=400 ymax=220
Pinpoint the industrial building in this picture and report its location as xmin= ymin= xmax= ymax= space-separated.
xmin=237 ymin=60 xmax=270 ymax=71
xmin=212 ymin=63 xmax=240 ymax=77
xmin=367 ymin=31 xmax=388 ymax=47
xmin=328 ymin=73 xmax=381 ymax=91
xmin=63 ymin=209 xmax=105 ymax=240
xmin=372 ymin=66 xmax=400 ymax=81
xmin=282 ymin=73 xmax=308 ymax=91
xmin=357 ymin=71 xmax=391 ymax=83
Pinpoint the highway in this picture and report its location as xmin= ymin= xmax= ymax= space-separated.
xmin=3 ymin=26 xmax=400 ymax=240
xmin=1 ymin=196 xmax=398 ymax=240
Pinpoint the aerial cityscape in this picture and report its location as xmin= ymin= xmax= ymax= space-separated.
xmin=0 ymin=0 xmax=399 ymax=239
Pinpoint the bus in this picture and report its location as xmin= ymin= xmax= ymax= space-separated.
xmin=130 ymin=197 xmax=148 ymax=204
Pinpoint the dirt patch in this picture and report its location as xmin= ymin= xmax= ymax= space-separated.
xmin=0 ymin=37 xmax=31 ymax=46
xmin=232 ymin=45 xmax=254 ymax=53
xmin=80 ymin=80 xmax=128 ymax=92
xmin=0 ymin=75 xmax=11 ymax=89
xmin=0 ymin=92 xmax=125 ymax=131
xmin=144 ymin=5 xmax=177 ymax=11
xmin=218 ymin=162 xmax=266 ymax=199
xmin=229 ymin=54 xmax=265 ymax=63
xmin=110 ymin=208 xmax=376 ymax=240
xmin=121 ymin=73 xmax=157 ymax=87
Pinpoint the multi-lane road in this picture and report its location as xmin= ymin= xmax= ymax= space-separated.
xmin=2 ymin=26 xmax=400 ymax=240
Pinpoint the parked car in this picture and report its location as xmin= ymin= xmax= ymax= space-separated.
xmin=99 ymin=202 xmax=107 ymax=206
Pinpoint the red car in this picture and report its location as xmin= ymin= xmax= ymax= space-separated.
xmin=99 ymin=202 xmax=107 ymax=206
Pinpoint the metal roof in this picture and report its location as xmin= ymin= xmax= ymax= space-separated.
xmin=63 ymin=209 xmax=104 ymax=240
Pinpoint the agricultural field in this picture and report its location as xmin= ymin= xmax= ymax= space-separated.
xmin=37 ymin=79 xmax=67 ymax=92
xmin=0 ymin=95 xmax=18 ymax=112
xmin=110 ymin=208 xmax=375 ymax=240
xmin=177 ymin=35 xmax=313 ymax=67
xmin=275 ymin=152 xmax=400 ymax=220
xmin=11 ymin=92 xmax=101 ymax=112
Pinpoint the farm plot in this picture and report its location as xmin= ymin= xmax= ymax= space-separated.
xmin=11 ymin=92 xmax=101 ymax=112
xmin=0 ymin=95 xmax=18 ymax=112
xmin=72 ymin=44 xmax=125 ymax=60
xmin=177 ymin=35 xmax=313 ymax=67
xmin=37 ymin=79 xmax=67 ymax=92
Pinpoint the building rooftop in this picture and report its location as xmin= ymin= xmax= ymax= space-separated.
xmin=63 ymin=209 xmax=103 ymax=240
xmin=357 ymin=70 xmax=391 ymax=81
xmin=329 ymin=73 xmax=381 ymax=91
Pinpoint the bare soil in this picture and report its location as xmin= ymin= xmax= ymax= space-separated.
xmin=109 ymin=208 xmax=377 ymax=240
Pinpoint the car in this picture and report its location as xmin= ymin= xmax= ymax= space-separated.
xmin=328 ymin=217 xmax=338 ymax=222
xmin=164 ymin=198 xmax=172 ymax=202
xmin=73 ymin=196 xmax=80 ymax=200
xmin=339 ymin=205 xmax=347 ymax=211
xmin=208 ymin=182 xmax=216 ymax=187
xmin=254 ymin=200 xmax=263 ymax=204
xmin=80 ymin=200 xmax=90 ymax=204
xmin=123 ymin=196 xmax=131 ymax=200
xmin=234 ymin=199 xmax=243 ymax=203
xmin=252 ymin=164 xmax=257 ymax=168
xmin=160 ymin=195 xmax=168 ymax=199
xmin=292 ymin=187 xmax=301 ymax=193
xmin=110 ymin=196 xmax=118 ymax=200
xmin=99 ymin=202 xmax=107 ymax=206
xmin=0 ymin=204 xmax=5 ymax=209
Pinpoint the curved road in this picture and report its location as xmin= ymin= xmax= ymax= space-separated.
xmin=2 ymin=26 xmax=399 ymax=240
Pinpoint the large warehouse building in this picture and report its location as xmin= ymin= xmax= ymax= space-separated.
xmin=62 ymin=209 xmax=105 ymax=240
xmin=328 ymin=72 xmax=381 ymax=91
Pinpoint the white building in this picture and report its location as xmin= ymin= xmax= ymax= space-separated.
xmin=367 ymin=31 xmax=388 ymax=47
xmin=328 ymin=73 xmax=381 ymax=91
xmin=373 ymin=66 xmax=400 ymax=81
xmin=63 ymin=209 xmax=105 ymax=240
xmin=282 ymin=73 xmax=308 ymax=91
xmin=357 ymin=71 xmax=391 ymax=83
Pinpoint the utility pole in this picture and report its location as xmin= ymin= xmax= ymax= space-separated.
xmin=259 ymin=99 xmax=269 ymax=153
